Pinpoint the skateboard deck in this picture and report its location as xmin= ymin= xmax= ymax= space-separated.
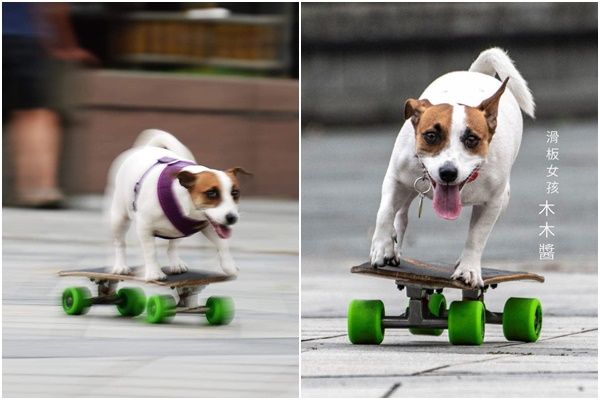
xmin=58 ymin=267 xmax=235 ymax=288
xmin=351 ymin=257 xmax=544 ymax=290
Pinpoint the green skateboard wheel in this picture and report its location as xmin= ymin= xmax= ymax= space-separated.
xmin=448 ymin=300 xmax=485 ymax=345
xmin=62 ymin=287 xmax=91 ymax=315
xmin=205 ymin=296 xmax=235 ymax=325
xmin=146 ymin=295 xmax=176 ymax=324
xmin=116 ymin=287 xmax=146 ymax=317
xmin=347 ymin=299 xmax=385 ymax=345
xmin=502 ymin=297 xmax=542 ymax=342
xmin=409 ymin=293 xmax=447 ymax=336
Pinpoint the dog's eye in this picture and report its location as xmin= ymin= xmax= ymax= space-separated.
xmin=463 ymin=135 xmax=480 ymax=149
xmin=422 ymin=131 xmax=440 ymax=145
xmin=231 ymin=189 xmax=240 ymax=199
xmin=205 ymin=189 xmax=219 ymax=199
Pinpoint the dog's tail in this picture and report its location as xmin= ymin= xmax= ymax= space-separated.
xmin=469 ymin=47 xmax=535 ymax=118
xmin=133 ymin=129 xmax=196 ymax=162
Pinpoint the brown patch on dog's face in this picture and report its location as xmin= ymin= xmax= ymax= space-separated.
xmin=458 ymin=78 xmax=509 ymax=157
xmin=225 ymin=172 xmax=240 ymax=203
xmin=225 ymin=167 xmax=251 ymax=203
xmin=462 ymin=108 xmax=491 ymax=156
xmin=407 ymin=102 xmax=454 ymax=156
xmin=177 ymin=170 xmax=222 ymax=208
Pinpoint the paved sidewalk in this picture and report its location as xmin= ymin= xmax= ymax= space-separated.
xmin=301 ymin=120 xmax=598 ymax=397
xmin=301 ymin=265 xmax=597 ymax=397
xmin=3 ymin=198 xmax=299 ymax=397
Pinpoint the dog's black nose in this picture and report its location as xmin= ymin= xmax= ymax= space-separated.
xmin=439 ymin=163 xmax=458 ymax=183
xmin=225 ymin=213 xmax=238 ymax=225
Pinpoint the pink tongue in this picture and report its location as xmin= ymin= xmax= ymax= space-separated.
xmin=214 ymin=224 xmax=232 ymax=239
xmin=432 ymin=184 xmax=462 ymax=220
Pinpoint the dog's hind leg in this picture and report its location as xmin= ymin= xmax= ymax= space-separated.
xmin=164 ymin=239 xmax=189 ymax=275
xmin=137 ymin=222 xmax=167 ymax=281
xmin=393 ymin=192 xmax=418 ymax=257
xmin=110 ymin=209 xmax=132 ymax=275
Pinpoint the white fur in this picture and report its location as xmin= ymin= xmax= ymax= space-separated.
xmin=370 ymin=48 xmax=534 ymax=288
xmin=469 ymin=47 xmax=535 ymax=118
xmin=105 ymin=129 xmax=239 ymax=281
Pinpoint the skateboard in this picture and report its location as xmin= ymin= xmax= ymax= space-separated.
xmin=348 ymin=257 xmax=545 ymax=345
xmin=59 ymin=267 xmax=236 ymax=325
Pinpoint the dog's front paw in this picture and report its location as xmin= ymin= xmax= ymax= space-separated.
xmin=451 ymin=262 xmax=484 ymax=288
xmin=219 ymin=255 xmax=239 ymax=276
xmin=164 ymin=260 xmax=189 ymax=275
xmin=370 ymin=234 xmax=399 ymax=267
xmin=221 ymin=263 xmax=239 ymax=276
xmin=144 ymin=266 xmax=167 ymax=282
xmin=111 ymin=264 xmax=132 ymax=275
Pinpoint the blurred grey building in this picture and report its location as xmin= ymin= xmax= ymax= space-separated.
xmin=301 ymin=2 xmax=598 ymax=126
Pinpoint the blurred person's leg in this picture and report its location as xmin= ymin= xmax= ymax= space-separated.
xmin=4 ymin=4 xmax=98 ymax=208
xmin=8 ymin=108 xmax=64 ymax=207
xmin=3 ymin=35 xmax=65 ymax=208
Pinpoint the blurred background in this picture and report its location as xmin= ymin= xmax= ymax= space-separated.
xmin=3 ymin=3 xmax=299 ymax=397
xmin=302 ymin=2 xmax=596 ymax=126
xmin=3 ymin=2 xmax=298 ymax=207
xmin=301 ymin=2 xmax=597 ymax=310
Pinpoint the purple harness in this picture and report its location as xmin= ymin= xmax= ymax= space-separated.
xmin=133 ymin=156 xmax=209 ymax=239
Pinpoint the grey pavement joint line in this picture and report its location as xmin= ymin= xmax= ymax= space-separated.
xmin=302 ymin=355 xmax=509 ymax=379
xmin=430 ymin=370 xmax=598 ymax=376
xmin=495 ymin=327 xmax=598 ymax=349
xmin=409 ymin=355 xmax=507 ymax=377
xmin=381 ymin=382 xmax=401 ymax=398
xmin=301 ymin=334 xmax=347 ymax=342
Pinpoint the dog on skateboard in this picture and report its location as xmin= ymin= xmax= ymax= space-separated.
xmin=106 ymin=129 xmax=249 ymax=281
xmin=370 ymin=48 xmax=535 ymax=288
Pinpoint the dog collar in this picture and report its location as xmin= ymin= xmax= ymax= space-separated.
xmin=466 ymin=168 xmax=480 ymax=182
xmin=133 ymin=156 xmax=209 ymax=239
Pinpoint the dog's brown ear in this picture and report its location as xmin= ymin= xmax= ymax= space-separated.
xmin=404 ymin=98 xmax=432 ymax=126
xmin=226 ymin=167 xmax=253 ymax=178
xmin=478 ymin=77 xmax=509 ymax=134
xmin=176 ymin=170 xmax=196 ymax=189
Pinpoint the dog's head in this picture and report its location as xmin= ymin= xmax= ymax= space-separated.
xmin=404 ymin=78 xmax=508 ymax=220
xmin=176 ymin=167 xmax=252 ymax=239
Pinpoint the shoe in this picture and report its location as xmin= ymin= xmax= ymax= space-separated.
xmin=13 ymin=187 xmax=66 ymax=209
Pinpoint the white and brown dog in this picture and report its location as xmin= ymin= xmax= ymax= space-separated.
xmin=106 ymin=129 xmax=249 ymax=281
xmin=370 ymin=48 xmax=535 ymax=288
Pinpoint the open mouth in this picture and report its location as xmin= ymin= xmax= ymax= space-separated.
xmin=428 ymin=169 xmax=479 ymax=221
xmin=207 ymin=217 xmax=232 ymax=239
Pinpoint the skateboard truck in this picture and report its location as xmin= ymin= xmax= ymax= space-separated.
xmin=383 ymin=286 xmax=448 ymax=330
xmin=384 ymin=285 xmax=503 ymax=330
xmin=175 ymin=285 xmax=206 ymax=308
xmin=86 ymin=278 xmax=123 ymax=306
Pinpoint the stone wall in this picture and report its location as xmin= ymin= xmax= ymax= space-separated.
xmin=59 ymin=71 xmax=298 ymax=197
xmin=301 ymin=3 xmax=598 ymax=126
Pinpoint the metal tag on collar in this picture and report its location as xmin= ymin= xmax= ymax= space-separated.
xmin=413 ymin=175 xmax=432 ymax=218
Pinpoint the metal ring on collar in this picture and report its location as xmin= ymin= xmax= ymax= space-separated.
xmin=413 ymin=175 xmax=432 ymax=195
